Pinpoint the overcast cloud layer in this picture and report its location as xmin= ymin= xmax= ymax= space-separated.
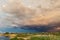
xmin=0 ymin=0 xmax=60 ymax=32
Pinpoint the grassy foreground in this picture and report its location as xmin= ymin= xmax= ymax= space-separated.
xmin=0 ymin=32 xmax=60 ymax=40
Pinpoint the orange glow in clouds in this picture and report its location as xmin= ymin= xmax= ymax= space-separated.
xmin=1 ymin=0 xmax=60 ymax=28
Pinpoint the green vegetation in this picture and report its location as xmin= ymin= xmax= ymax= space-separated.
xmin=19 ymin=38 xmax=24 ymax=40
xmin=30 ymin=36 xmax=55 ymax=40
xmin=0 ymin=32 xmax=60 ymax=40
xmin=10 ymin=37 xmax=18 ymax=40
xmin=30 ymin=37 xmax=41 ymax=40
xmin=16 ymin=33 xmax=30 ymax=37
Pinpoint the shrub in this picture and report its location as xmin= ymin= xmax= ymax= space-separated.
xmin=10 ymin=37 xmax=18 ymax=40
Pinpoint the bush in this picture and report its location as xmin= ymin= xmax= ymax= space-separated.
xmin=19 ymin=38 xmax=24 ymax=40
xmin=30 ymin=37 xmax=41 ymax=40
xmin=10 ymin=37 xmax=18 ymax=40
xmin=30 ymin=36 xmax=51 ymax=40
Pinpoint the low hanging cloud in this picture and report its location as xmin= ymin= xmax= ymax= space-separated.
xmin=1 ymin=0 xmax=60 ymax=31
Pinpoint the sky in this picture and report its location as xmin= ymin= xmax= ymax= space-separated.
xmin=0 ymin=0 xmax=60 ymax=32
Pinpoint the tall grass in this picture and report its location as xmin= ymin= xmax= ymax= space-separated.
xmin=30 ymin=35 xmax=60 ymax=40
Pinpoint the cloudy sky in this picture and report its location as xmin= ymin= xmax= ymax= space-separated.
xmin=0 ymin=0 xmax=60 ymax=32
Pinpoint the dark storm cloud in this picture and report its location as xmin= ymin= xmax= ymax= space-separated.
xmin=20 ymin=23 xmax=60 ymax=32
